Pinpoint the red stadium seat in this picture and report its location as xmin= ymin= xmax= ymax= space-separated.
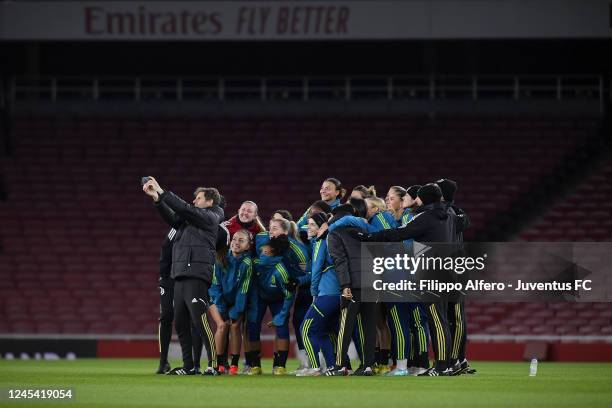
xmin=0 ymin=116 xmax=603 ymax=336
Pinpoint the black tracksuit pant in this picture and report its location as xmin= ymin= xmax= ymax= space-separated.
xmin=335 ymin=289 xmax=377 ymax=368
xmin=425 ymin=301 xmax=451 ymax=371
xmin=448 ymin=300 xmax=467 ymax=363
xmin=173 ymin=277 xmax=216 ymax=370
xmin=158 ymin=279 xmax=203 ymax=367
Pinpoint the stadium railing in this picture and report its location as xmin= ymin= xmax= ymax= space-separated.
xmin=6 ymin=74 xmax=608 ymax=110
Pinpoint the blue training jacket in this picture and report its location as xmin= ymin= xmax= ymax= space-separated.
xmin=209 ymin=251 xmax=252 ymax=320
xmin=400 ymin=208 xmax=415 ymax=246
xmin=310 ymin=235 xmax=341 ymax=297
xmin=400 ymin=207 xmax=415 ymax=226
xmin=369 ymin=211 xmax=398 ymax=232
xmin=327 ymin=215 xmax=373 ymax=233
xmin=296 ymin=198 xmax=341 ymax=233
xmin=285 ymin=237 xmax=311 ymax=286
xmin=256 ymin=231 xmax=311 ymax=287
xmin=252 ymin=254 xmax=294 ymax=327
xmin=327 ymin=210 xmax=397 ymax=234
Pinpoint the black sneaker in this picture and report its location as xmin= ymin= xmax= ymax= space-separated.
xmin=166 ymin=367 xmax=196 ymax=375
xmin=193 ymin=366 xmax=202 ymax=375
xmin=326 ymin=366 xmax=349 ymax=376
xmin=418 ymin=367 xmax=439 ymax=376
xmin=323 ymin=366 xmax=335 ymax=376
xmin=440 ymin=368 xmax=453 ymax=376
xmin=461 ymin=360 xmax=477 ymax=375
xmin=202 ymin=367 xmax=219 ymax=376
xmin=351 ymin=366 xmax=374 ymax=376
xmin=156 ymin=362 xmax=171 ymax=375
xmin=450 ymin=361 xmax=465 ymax=376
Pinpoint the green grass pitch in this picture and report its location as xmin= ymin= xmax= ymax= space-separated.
xmin=1 ymin=359 xmax=611 ymax=408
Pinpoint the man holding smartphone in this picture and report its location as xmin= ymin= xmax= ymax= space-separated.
xmin=143 ymin=177 xmax=223 ymax=375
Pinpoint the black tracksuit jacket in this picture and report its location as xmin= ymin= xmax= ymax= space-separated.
xmin=155 ymin=191 xmax=224 ymax=284
xmin=327 ymin=211 xmax=368 ymax=290
xmin=366 ymin=202 xmax=467 ymax=243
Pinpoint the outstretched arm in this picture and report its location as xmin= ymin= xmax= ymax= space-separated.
xmin=364 ymin=213 xmax=428 ymax=242
xmin=328 ymin=216 xmax=375 ymax=233
xmin=144 ymin=177 xmax=222 ymax=228
xmin=159 ymin=191 xmax=222 ymax=229
xmin=144 ymin=177 xmax=182 ymax=228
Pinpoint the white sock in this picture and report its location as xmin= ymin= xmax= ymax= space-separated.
xmin=397 ymin=359 xmax=408 ymax=370
xmin=318 ymin=352 xmax=327 ymax=371
xmin=299 ymin=349 xmax=310 ymax=367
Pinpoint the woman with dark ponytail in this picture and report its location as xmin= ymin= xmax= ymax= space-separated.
xmin=209 ymin=230 xmax=253 ymax=375
xmin=296 ymin=211 xmax=343 ymax=376
xmin=326 ymin=198 xmax=378 ymax=375
xmin=400 ymin=184 xmax=429 ymax=376
xmin=296 ymin=178 xmax=346 ymax=240
xmin=401 ymin=185 xmax=421 ymax=226
xmin=247 ymin=234 xmax=294 ymax=375
xmin=261 ymin=217 xmax=313 ymax=372
xmin=326 ymin=196 xmax=397 ymax=375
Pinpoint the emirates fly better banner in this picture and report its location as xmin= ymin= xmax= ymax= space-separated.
xmin=0 ymin=0 xmax=611 ymax=40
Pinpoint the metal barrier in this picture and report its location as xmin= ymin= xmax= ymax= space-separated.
xmin=6 ymin=75 xmax=607 ymax=107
